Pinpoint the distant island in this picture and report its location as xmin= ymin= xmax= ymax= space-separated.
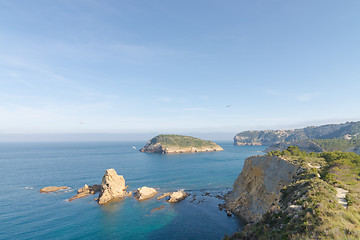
xmin=234 ymin=121 xmax=360 ymax=154
xmin=140 ymin=134 xmax=224 ymax=154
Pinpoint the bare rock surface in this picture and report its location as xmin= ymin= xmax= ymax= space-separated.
xmin=168 ymin=190 xmax=189 ymax=203
xmin=136 ymin=187 xmax=158 ymax=201
xmin=98 ymin=169 xmax=128 ymax=205
xmin=225 ymin=155 xmax=299 ymax=222
xmin=69 ymin=184 xmax=101 ymax=201
xmin=40 ymin=186 xmax=68 ymax=193
xmin=157 ymin=192 xmax=171 ymax=200
xmin=335 ymin=187 xmax=349 ymax=208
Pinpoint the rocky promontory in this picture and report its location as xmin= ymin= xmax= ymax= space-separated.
xmin=140 ymin=134 xmax=223 ymax=154
xmin=225 ymin=155 xmax=299 ymax=222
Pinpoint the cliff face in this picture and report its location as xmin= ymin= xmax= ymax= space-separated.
xmin=140 ymin=134 xmax=223 ymax=153
xmin=225 ymin=155 xmax=299 ymax=222
xmin=233 ymin=121 xmax=360 ymax=146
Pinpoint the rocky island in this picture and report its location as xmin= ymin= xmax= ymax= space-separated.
xmin=140 ymin=134 xmax=223 ymax=154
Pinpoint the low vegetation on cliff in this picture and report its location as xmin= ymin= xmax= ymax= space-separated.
xmin=313 ymin=138 xmax=360 ymax=152
xmin=226 ymin=146 xmax=360 ymax=240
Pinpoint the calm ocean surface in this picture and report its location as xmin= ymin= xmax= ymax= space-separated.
xmin=0 ymin=141 xmax=266 ymax=240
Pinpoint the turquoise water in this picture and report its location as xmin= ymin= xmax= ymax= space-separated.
xmin=0 ymin=142 xmax=266 ymax=240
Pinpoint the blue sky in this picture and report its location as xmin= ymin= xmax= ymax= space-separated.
xmin=0 ymin=1 xmax=359 ymax=140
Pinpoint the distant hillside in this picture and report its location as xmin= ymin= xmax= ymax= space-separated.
xmin=140 ymin=134 xmax=223 ymax=154
xmin=234 ymin=121 xmax=360 ymax=146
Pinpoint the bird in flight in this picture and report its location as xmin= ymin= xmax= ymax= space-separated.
xmin=226 ymin=105 xmax=232 ymax=108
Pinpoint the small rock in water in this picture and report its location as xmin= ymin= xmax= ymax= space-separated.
xmin=69 ymin=184 xmax=101 ymax=201
xmin=40 ymin=186 xmax=68 ymax=193
xmin=157 ymin=192 xmax=171 ymax=200
xmin=136 ymin=187 xmax=158 ymax=201
xmin=167 ymin=190 xmax=189 ymax=203
xmin=226 ymin=211 xmax=232 ymax=216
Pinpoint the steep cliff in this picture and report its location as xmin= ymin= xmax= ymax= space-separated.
xmin=234 ymin=121 xmax=360 ymax=146
xmin=140 ymin=134 xmax=223 ymax=153
xmin=225 ymin=155 xmax=300 ymax=222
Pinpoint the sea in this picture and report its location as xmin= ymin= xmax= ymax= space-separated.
xmin=0 ymin=141 xmax=266 ymax=240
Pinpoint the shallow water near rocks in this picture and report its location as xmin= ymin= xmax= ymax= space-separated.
xmin=0 ymin=141 xmax=266 ymax=239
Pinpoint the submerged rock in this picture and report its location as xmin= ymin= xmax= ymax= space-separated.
xmin=151 ymin=205 xmax=165 ymax=212
xmin=98 ymin=169 xmax=128 ymax=205
xmin=136 ymin=187 xmax=158 ymax=201
xmin=69 ymin=184 xmax=101 ymax=201
xmin=40 ymin=186 xmax=68 ymax=193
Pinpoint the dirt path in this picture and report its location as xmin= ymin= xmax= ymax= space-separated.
xmin=335 ymin=187 xmax=349 ymax=208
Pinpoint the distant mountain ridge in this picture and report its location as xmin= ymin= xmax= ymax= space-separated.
xmin=234 ymin=121 xmax=360 ymax=146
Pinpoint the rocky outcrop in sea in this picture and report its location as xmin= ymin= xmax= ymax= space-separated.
xmin=136 ymin=187 xmax=158 ymax=201
xmin=40 ymin=186 xmax=68 ymax=193
xmin=98 ymin=169 xmax=130 ymax=204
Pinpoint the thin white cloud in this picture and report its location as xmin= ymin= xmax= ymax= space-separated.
xmin=264 ymin=89 xmax=281 ymax=96
xmin=183 ymin=107 xmax=209 ymax=111
xmin=296 ymin=92 xmax=321 ymax=102
xmin=157 ymin=97 xmax=172 ymax=102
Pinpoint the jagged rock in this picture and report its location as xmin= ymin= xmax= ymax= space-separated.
xmin=168 ymin=190 xmax=189 ymax=203
xmin=68 ymin=184 xmax=101 ymax=201
xmin=40 ymin=186 xmax=68 ymax=193
xmin=136 ymin=187 xmax=158 ymax=201
xmin=98 ymin=169 xmax=128 ymax=205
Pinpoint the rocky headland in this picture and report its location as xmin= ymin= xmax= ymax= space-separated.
xmin=225 ymin=147 xmax=360 ymax=239
xmin=234 ymin=121 xmax=360 ymax=146
xmin=234 ymin=121 xmax=360 ymax=155
xmin=140 ymin=134 xmax=223 ymax=154
xmin=225 ymin=155 xmax=300 ymax=222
